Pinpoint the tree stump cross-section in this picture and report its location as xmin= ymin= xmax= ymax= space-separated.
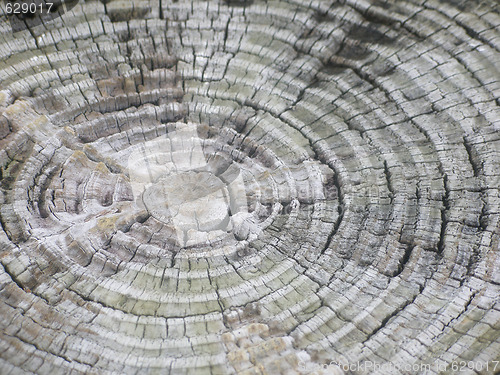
xmin=0 ymin=0 xmax=499 ymax=374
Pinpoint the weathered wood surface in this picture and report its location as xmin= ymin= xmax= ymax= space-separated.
xmin=0 ymin=0 xmax=499 ymax=374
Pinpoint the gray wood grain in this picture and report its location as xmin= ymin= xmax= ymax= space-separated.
xmin=0 ymin=0 xmax=499 ymax=374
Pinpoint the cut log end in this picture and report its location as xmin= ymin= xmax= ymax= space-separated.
xmin=0 ymin=0 xmax=499 ymax=374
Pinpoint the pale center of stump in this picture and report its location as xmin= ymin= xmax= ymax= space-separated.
xmin=142 ymin=170 xmax=230 ymax=232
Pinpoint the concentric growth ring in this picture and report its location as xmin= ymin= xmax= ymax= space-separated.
xmin=0 ymin=0 xmax=499 ymax=374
